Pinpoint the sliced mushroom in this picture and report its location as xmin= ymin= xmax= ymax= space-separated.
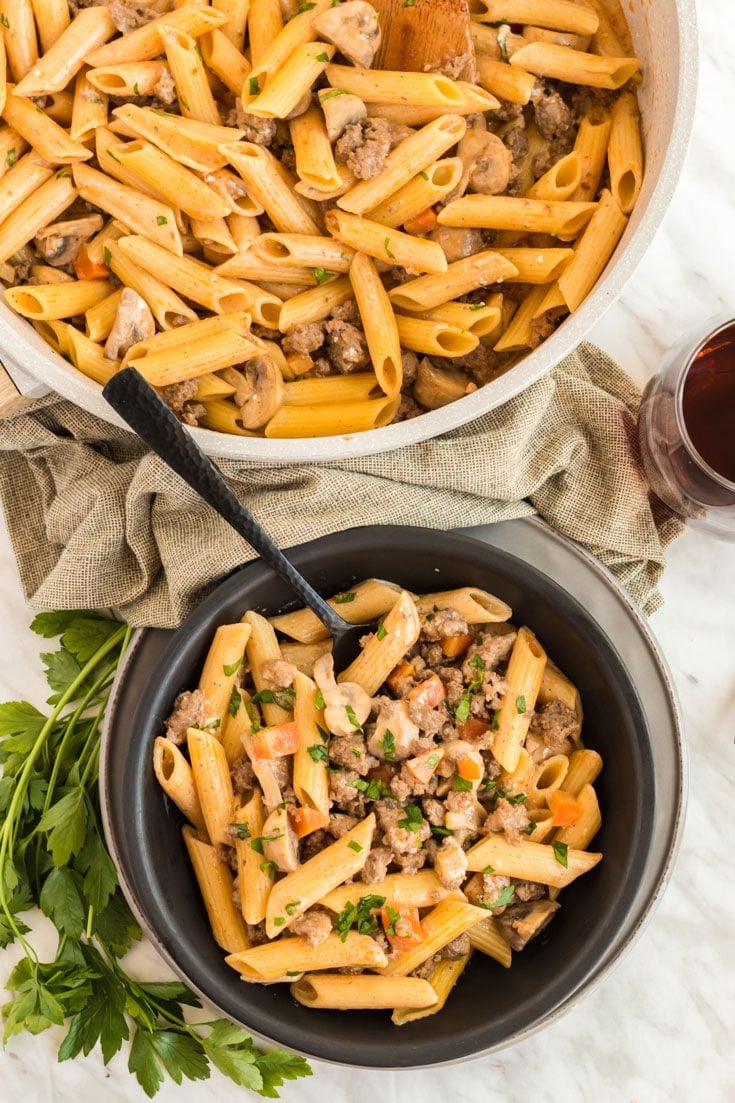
xmin=313 ymin=652 xmax=372 ymax=738
xmin=242 ymin=733 xmax=284 ymax=812
xmin=312 ymin=1 xmax=381 ymax=69
xmin=459 ymin=129 xmax=514 ymax=196
xmin=428 ymin=227 xmax=484 ymax=264
xmin=413 ymin=357 xmax=471 ymax=411
xmin=433 ymin=835 xmax=468 ymax=892
xmin=495 ymin=899 xmax=561 ymax=950
xmin=105 ymin=288 xmax=155 ymax=361
xmin=367 ymin=698 xmax=420 ymax=760
xmin=286 ymin=90 xmax=312 ymax=119
xmin=318 ymin=89 xmax=367 ymax=142
xmin=29 ymin=264 xmax=75 ymax=285
xmin=220 ymin=353 xmax=286 ymax=430
xmin=34 ymin=214 xmax=103 ymax=267
xmin=261 ymin=804 xmax=300 ymax=873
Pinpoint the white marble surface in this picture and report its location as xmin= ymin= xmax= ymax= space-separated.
xmin=2 ymin=1 xmax=735 ymax=1100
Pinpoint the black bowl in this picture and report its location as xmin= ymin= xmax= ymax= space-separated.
xmin=102 ymin=525 xmax=655 ymax=1067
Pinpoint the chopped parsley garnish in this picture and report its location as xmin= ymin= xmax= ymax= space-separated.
xmin=403 ymin=0 xmax=416 ymax=6
xmin=333 ymin=590 xmax=356 ymax=604
xmin=250 ymin=686 xmax=296 ymax=710
xmin=249 ymin=831 xmax=283 ymax=855
xmin=248 ymin=75 xmax=260 ymax=95
xmin=397 ymin=804 xmax=424 ymax=832
xmin=469 ymin=301 xmax=486 ymax=311
xmin=320 ymin=88 xmax=349 ymax=100
xmin=454 ymin=776 xmax=473 ymax=792
xmin=482 ymin=865 xmax=495 ymax=874
xmin=133 ymin=81 xmax=140 ymax=95
xmin=335 ymin=894 xmax=385 ymax=941
xmin=490 ymin=710 xmax=500 ymax=731
xmin=497 ymin=26 xmax=510 ymax=62
xmin=295 ymin=0 xmax=315 ymax=10
xmin=515 ymin=695 xmax=527 ymax=714
xmin=314 ymin=688 xmax=325 ymax=710
xmin=383 ymin=905 xmax=400 ymax=936
xmin=419 ymin=170 xmax=429 ymax=180
xmin=246 ymin=700 xmax=261 ymax=733
xmin=285 ymin=900 xmax=301 ymax=915
xmin=314 ymin=266 xmax=334 ymax=284
xmin=286 ymin=970 xmax=301 ymax=976
xmin=376 ymin=623 xmax=387 ymax=641
xmin=431 ymin=824 xmax=452 ymax=836
xmin=505 ymin=791 xmax=527 ymax=805
xmin=156 ymin=215 xmax=168 ymax=226
xmin=0 ymin=13 xmax=9 ymax=26
xmin=351 ymin=778 xmax=391 ymax=800
xmin=316 ymin=51 xmax=329 ymax=62
xmin=384 ymin=236 xmax=396 ymax=259
xmin=273 ymin=916 xmax=285 ymax=927
xmin=334 ymin=901 xmax=357 ymax=941
xmin=481 ymin=884 xmax=515 ymax=910
xmin=553 ymin=841 xmax=569 ymax=868
xmin=454 ymin=695 xmax=471 ymax=723
xmin=344 ymin=704 xmax=363 ymax=732
xmin=347 ymin=840 xmax=362 ymax=852
xmin=5 ymin=148 xmax=16 ymax=167
xmin=259 ymin=859 xmax=276 ymax=878
xmin=481 ymin=778 xmax=497 ymax=793
xmin=103 ymin=246 xmax=112 ymax=266
xmin=525 ymin=821 xmax=537 ymax=835
xmin=378 ymin=728 xmax=395 ymax=760
xmin=230 ymin=822 xmax=250 ymax=839
xmin=316 ymin=722 xmax=330 ymax=742
xmin=106 ymin=149 xmax=121 ymax=164
xmin=223 ymin=655 xmax=243 ymax=676
xmin=307 ymin=743 xmax=329 ymax=763
xmin=228 ymin=684 xmax=242 ymax=716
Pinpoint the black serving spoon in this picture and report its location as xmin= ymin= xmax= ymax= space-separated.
xmin=102 ymin=367 xmax=375 ymax=669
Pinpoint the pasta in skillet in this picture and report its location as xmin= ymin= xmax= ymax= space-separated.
xmin=157 ymin=582 xmax=603 ymax=1019
xmin=0 ymin=0 xmax=642 ymax=438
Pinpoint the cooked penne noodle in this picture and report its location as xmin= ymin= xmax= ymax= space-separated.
xmin=111 ymin=105 xmax=245 ymax=173
xmin=557 ymin=188 xmax=628 ymax=311
xmin=379 ymin=899 xmax=487 ymax=977
xmin=124 ymin=312 xmax=260 ymax=384
xmin=338 ymin=114 xmax=467 ymax=216
xmin=233 ymin=790 xmax=274 ymax=925
xmin=264 ymin=394 xmax=400 ymax=438
xmin=467 ymin=917 xmax=513 ymax=967
xmin=243 ymin=610 xmax=293 ymax=726
xmin=199 ymin=28 xmax=250 ymax=94
xmin=70 ymin=68 xmax=108 ymax=143
xmin=227 ymin=930 xmax=386 ymax=982
xmin=325 ymin=65 xmax=489 ymax=109
xmin=109 ymin=139 xmax=232 ymax=220
xmin=492 ymin=247 xmax=574 ymax=283
xmin=466 ymin=834 xmax=602 ymax=888
xmin=221 ymin=141 xmax=322 ymax=236
xmin=526 ymin=152 xmax=582 ymax=201
xmin=571 ymin=109 xmax=611 ymax=202
xmin=211 ymin=0 xmax=248 ymax=48
xmin=349 ymin=251 xmax=402 ymax=396
xmin=1 ymin=0 xmax=38 ymax=82
xmin=473 ymin=0 xmax=598 ymax=34
xmin=219 ymin=682 xmax=256 ymax=763
xmin=561 ymin=749 xmax=603 ymax=796
xmin=414 ymin=586 xmax=512 ymax=623
xmin=279 ymin=638 xmax=332 ymax=674
xmin=182 ymin=826 xmax=250 ymax=952
xmin=538 ymin=658 xmax=583 ymax=719
xmin=105 ymin=240 xmax=198 ymax=331
xmin=554 ymin=783 xmax=602 ymax=849
xmin=153 ymin=736 xmax=207 ymax=833
xmin=338 ymin=590 xmax=420 ymax=695
xmin=74 ymin=163 xmax=183 ymax=253
xmin=117 ymin=233 xmax=282 ymax=326
xmin=295 ymin=974 xmax=438 ymax=1011
xmin=84 ymin=287 xmax=123 ymax=341
xmin=420 ymin=297 xmax=503 ymax=340
xmin=509 ymin=42 xmax=640 ymax=89
xmin=364 ymin=83 xmax=498 ymax=126
xmin=437 ymin=195 xmax=596 ymax=236
xmin=187 ymin=727 xmax=236 ymax=847
xmin=476 ymin=55 xmax=536 ymax=105
xmin=248 ymin=42 xmax=334 ymax=120
xmin=3 ymin=86 xmax=92 ymax=162
xmin=0 ymin=127 xmax=26 ymax=177
xmin=215 ymin=256 xmax=320 ymax=285
xmin=493 ymin=283 xmax=551 ymax=352
xmin=0 ymin=171 xmax=75 ymax=263
xmin=190 ymin=215 xmax=237 ymax=254
xmin=13 ymin=7 xmax=116 ymax=97
xmin=198 ymin=622 xmax=252 ymax=726
xmin=490 ymin=626 xmax=546 ymax=772
xmin=87 ymin=60 xmax=172 ymax=98
xmin=199 ymin=398 xmax=256 ymax=436
xmin=391 ymin=956 xmax=469 ymax=1024
xmin=277 ymin=275 xmax=352 ymax=332
xmin=271 ymin=578 xmax=403 ymax=644
xmin=30 ymin=0 xmax=70 ymax=53
xmin=577 ymin=0 xmax=631 ymax=56
xmin=320 ymin=869 xmax=465 ymax=914
xmin=289 ymin=104 xmax=342 ymax=193
xmin=0 ymin=151 xmax=54 ymax=224
xmin=608 ymin=91 xmax=643 ymax=214
xmin=264 ymin=816 xmax=375 ymax=937
xmin=85 ymin=6 xmax=227 ymax=68
xmin=251 ymin=233 xmax=353 ymax=272
xmin=395 ymin=315 xmax=479 ymax=357
xmin=327 ymin=210 xmax=447 ymax=276
xmin=527 ymin=753 xmax=570 ymax=805
xmin=389 ymin=251 xmax=519 ymax=313
xmin=242 ymin=0 xmax=332 ymax=100
xmin=367 ymin=158 xmax=463 ymax=229
xmin=159 ymin=25 xmax=220 ymax=126
xmin=37 ymin=322 xmax=118 ymax=384
xmin=292 ymin=670 xmax=330 ymax=817
xmin=247 ymin=0 xmax=282 ymax=65
xmin=525 ymin=809 xmax=557 ymax=843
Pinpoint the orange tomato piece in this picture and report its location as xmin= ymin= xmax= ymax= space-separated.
xmin=73 ymin=244 xmax=109 ymax=280
xmin=440 ymin=633 xmax=474 ymax=658
xmin=386 ymin=660 xmax=414 ymax=694
xmin=548 ymin=789 xmax=582 ymax=827
xmin=405 ymin=747 xmax=444 ymax=784
xmin=456 ymin=753 xmax=483 ymax=781
xmin=250 ymin=721 xmax=300 ymax=759
xmin=289 ymin=805 xmax=329 ymax=838
xmin=381 ymin=905 xmax=423 ymax=952
xmin=403 ymin=207 xmax=439 ymax=235
xmin=457 ymin=716 xmax=492 ymax=742
xmin=407 ymin=673 xmax=446 ymax=709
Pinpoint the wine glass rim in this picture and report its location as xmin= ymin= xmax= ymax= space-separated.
xmin=674 ymin=317 xmax=735 ymax=493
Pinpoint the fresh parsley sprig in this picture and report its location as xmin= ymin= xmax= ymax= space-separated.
xmin=0 ymin=611 xmax=312 ymax=1098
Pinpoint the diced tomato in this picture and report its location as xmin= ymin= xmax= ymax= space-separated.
xmin=405 ymin=747 xmax=444 ymax=784
xmin=381 ymin=905 xmax=423 ymax=953
xmin=73 ymin=244 xmax=109 ymax=280
xmin=440 ymin=633 xmax=474 ymax=658
xmin=250 ymin=721 xmax=300 ymax=759
xmin=407 ymin=673 xmax=446 ymax=709
xmin=456 ymin=753 xmax=483 ymax=781
xmin=289 ymin=805 xmax=329 ymax=838
xmin=386 ymin=659 xmax=413 ymax=695
xmin=548 ymin=789 xmax=582 ymax=827
xmin=457 ymin=717 xmax=492 ymax=742
xmin=403 ymin=207 xmax=439 ymax=235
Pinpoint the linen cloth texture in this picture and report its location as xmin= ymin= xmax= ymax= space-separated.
xmin=0 ymin=343 xmax=680 ymax=627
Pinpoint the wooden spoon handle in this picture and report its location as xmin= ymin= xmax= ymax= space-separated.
xmin=372 ymin=0 xmax=476 ymax=80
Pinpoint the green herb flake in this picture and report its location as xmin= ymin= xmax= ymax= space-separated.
xmin=273 ymin=916 xmax=285 ymax=927
xmin=378 ymin=728 xmax=395 ymax=761
xmin=515 ymin=695 xmax=526 ymax=714
xmin=307 ymin=742 xmax=329 ymax=764
xmin=314 ymin=688 xmax=325 ymax=710
xmin=469 ymin=301 xmax=486 ymax=311
xmin=383 ymin=905 xmax=400 ymax=936
xmin=553 ymin=841 xmax=569 ymax=868
xmin=106 ymin=149 xmax=121 ymax=164
xmin=316 ymin=722 xmax=330 ymax=743
xmin=376 ymin=623 xmax=387 ymax=641
xmin=419 ymin=170 xmax=429 ymax=180
xmin=314 ymin=266 xmax=333 ymax=285
xmin=316 ymin=51 xmax=330 ymax=62
xmin=133 ymin=82 xmax=140 ymax=95
xmin=482 ymin=865 xmax=495 ymax=875
xmin=249 ymin=830 xmax=283 ymax=855
xmin=156 ymin=215 xmax=168 ymax=226
xmin=490 ymin=709 xmax=500 ymax=731
xmin=344 ymin=704 xmax=363 ymax=732
xmin=5 ymin=148 xmax=16 ymax=168
xmin=230 ymin=821 xmax=251 ymax=839
xmin=223 ymin=655 xmax=243 ymax=677
xmin=384 ymin=236 xmax=396 ymax=260
xmin=481 ymin=884 xmax=516 ymax=910
xmin=228 ymin=684 xmax=242 ymax=717
xmin=351 ymin=778 xmax=391 ymax=800
xmin=431 ymin=824 xmax=452 ymax=836
xmin=403 ymin=0 xmax=416 ymax=6
xmin=333 ymin=590 xmax=356 ymax=604
xmin=320 ymin=88 xmax=349 ymax=100
xmin=454 ymin=694 xmax=471 ymax=724
xmin=284 ymin=900 xmax=301 ymax=916
xmin=347 ymin=840 xmax=362 ymax=852
xmin=286 ymin=970 xmax=301 ymax=976
xmin=397 ymin=804 xmax=424 ymax=833
xmin=248 ymin=75 xmax=260 ymax=96
xmin=259 ymin=859 xmax=276 ymax=878
xmin=0 ymin=13 xmax=9 ymax=26
xmin=525 ymin=820 xmax=537 ymax=835
xmin=334 ymin=901 xmax=357 ymax=941
xmin=250 ymin=686 xmax=296 ymax=710
xmin=103 ymin=246 xmax=112 ymax=267
xmin=454 ymin=775 xmax=473 ymax=792
xmin=295 ymin=0 xmax=316 ymax=10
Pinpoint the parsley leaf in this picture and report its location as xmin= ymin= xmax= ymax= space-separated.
xmin=314 ymin=688 xmax=325 ymax=710
xmin=344 ymin=704 xmax=363 ymax=731
xmin=223 ymin=656 xmax=243 ymax=677
xmin=378 ymin=728 xmax=395 ymax=760
xmin=397 ymin=804 xmax=424 ymax=832
xmin=384 ymin=236 xmax=396 ymax=259
xmin=248 ymin=75 xmax=260 ymax=95
xmin=376 ymin=623 xmax=387 ymax=641
xmin=454 ymin=775 xmax=473 ymax=792
xmin=307 ymin=743 xmax=328 ymax=763
xmin=480 ymin=884 xmax=516 ymax=910
xmin=553 ymin=841 xmax=569 ymax=868
xmin=228 ymin=685 xmax=242 ymax=717
xmin=333 ymin=590 xmax=356 ymax=604
xmin=515 ymin=695 xmax=526 ymax=714
xmin=313 ymin=266 xmax=333 ymax=284
xmin=316 ymin=51 xmax=329 ymax=62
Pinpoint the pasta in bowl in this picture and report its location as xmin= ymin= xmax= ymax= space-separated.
xmin=101 ymin=526 xmax=658 ymax=1064
xmin=0 ymin=0 xmax=695 ymax=456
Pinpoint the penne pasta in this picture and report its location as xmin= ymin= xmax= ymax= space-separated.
xmin=327 ymin=209 xmax=447 ymax=275
xmin=438 ymin=195 xmax=597 ymax=236
xmin=379 ymin=899 xmax=488 ymax=977
xmin=349 ymin=251 xmax=402 ymax=396
xmin=509 ymin=42 xmax=640 ymax=89
xmin=227 ymin=930 xmax=387 ymax=982
xmin=0 ymin=170 xmax=77 ymax=264
xmin=337 ymin=590 xmax=420 ymax=695
xmin=607 ymin=91 xmax=643 ymax=214
xmin=292 ymin=670 xmax=330 ymax=817
xmin=389 ymin=251 xmax=519 ymax=313
xmin=294 ymin=974 xmax=439 ymax=1011
xmin=490 ymin=626 xmax=547 ymax=772
xmin=264 ymin=395 xmax=400 ymax=439
xmin=13 ymin=7 xmax=116 ymax=97
xmin=233 ymin=789 xmax=274 ymax=925
xmin=183 ymin=826 xmax=250 ymax=953
xmin=320 ymin=869 xmax=465 ymax=914
xmin=367 ymin=158 xmax=463 ymax=229
xmin=473 ymin=0 xmax=599 ymax=34
xmin=152 ymin=736 xmax=207 ymax=834
xmin=391 ymin=956 xmax=469 ymax=1024
xmin=557 ymin=188 xmax=628 ymax=312
xmin=466 ymin=834 xmax=602 ymax=888
xmin=5 ymin=278 xmax=112 ymax=319
xmin=187 ymin=727 xmax=235 ymax=847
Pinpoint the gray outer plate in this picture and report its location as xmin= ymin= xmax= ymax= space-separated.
xmin=100 ymin=516 xmax=686 ymax=1061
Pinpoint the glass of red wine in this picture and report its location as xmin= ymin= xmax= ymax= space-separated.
xmin=638 ymin=313 xmax=735 ymax=539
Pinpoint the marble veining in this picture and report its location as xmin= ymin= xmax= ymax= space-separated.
xmin=1 ymin=0 xmax=735 ymax=1099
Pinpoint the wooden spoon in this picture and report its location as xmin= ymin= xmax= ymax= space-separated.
xmin=371 ymin=0 xmax=477 ymax=81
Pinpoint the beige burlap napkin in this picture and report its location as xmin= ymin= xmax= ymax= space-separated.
xmin=0 ymin=343 xmax=681 ymax=626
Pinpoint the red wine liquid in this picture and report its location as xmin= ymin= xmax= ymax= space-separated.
xmin=682 ymin=322 xmax=735 ymax=483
